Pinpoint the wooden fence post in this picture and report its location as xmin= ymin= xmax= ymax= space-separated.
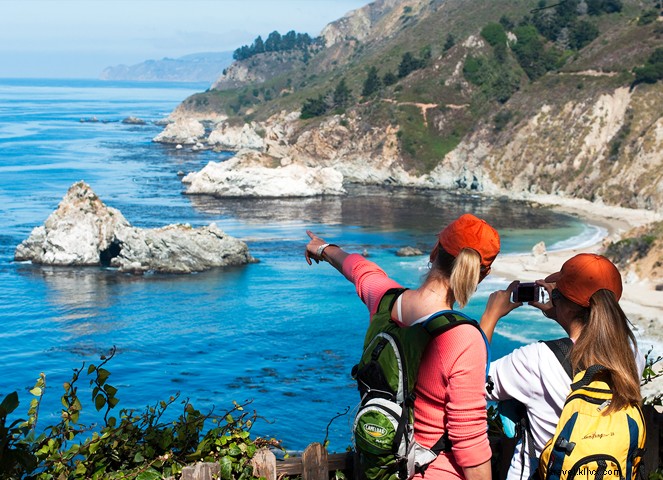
xmin=302 ymin=442 xmax=329 ymax=480
xmin=179 ymin=462 xmax=220 ymax=480
xmin=251 ymin=448 xmax=277 ymax=480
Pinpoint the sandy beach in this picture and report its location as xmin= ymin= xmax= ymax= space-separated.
xmin=488 ymin=193 xmax=663 ymax=399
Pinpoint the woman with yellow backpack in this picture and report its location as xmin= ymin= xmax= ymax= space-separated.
xmin=480 ymin=253 xmax=646 ymax=480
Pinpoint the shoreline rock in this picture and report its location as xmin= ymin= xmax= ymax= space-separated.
xmin=15 ymin=181 xmax=255 ymax=274
xmin=152 ymin=118 xmax=205 ymax=145
xmin=182 ymin=155 xmax=346 ymax=197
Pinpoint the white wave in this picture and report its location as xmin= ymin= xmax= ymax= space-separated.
xmin=548 ymin=223 xmax=607 ymax=252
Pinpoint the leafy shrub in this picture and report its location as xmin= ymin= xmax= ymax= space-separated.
xmin=481 ymin=23 xmax=508 ymax=47
xmin=493 ymin=110 xmax=515 ymax=132
xmin=463 ymin=55 xmax=521 ymax=103
xmin=512 ymin=25 xmax=562 ymax=80
xmin=605 ymin=235 xmax=656 ymax=267
xmin=569 ymin=20 xmax=600 ymax=49
xmin=0 ymin=348 xmax=274 ymax=479
xmin=633 ymin=48 xmax=663 ymax=85
xmin=586 ymin=0 xmax=623 ymax=15
xmin=638 ymin=8 xmax=660 ymax=25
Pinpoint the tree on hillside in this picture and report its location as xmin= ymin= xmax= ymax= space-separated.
xmin=232 ymin=30 xmax=316 ymax=61
xmin=333 ymin=78 xmax=352 ymax=108
xmin=383 ymin=71 xmax=398 ymax=86
xmin=587 ymin=0 xmax=623 ymax=14
xmin=398 ymin=52 xmax=427 ymax=78
xmin=569 ymin=20 xmax=599 ymax=49
xmin=300 ymin=95 xmax=329 ymax=119
xmin=499 ymin=15 xmax=515 ymax=30
xmin=481 ymin=22 xmax=508 ymax=61
xmin=444 ymin=33 xmax=456 ymax=52
xmin=265 ymin=31 xmax=283 ymax=52
xmin=633 ymin=47 xmax=663 ymax=85
xmin=362 ymin=66 xmax=382 ymax=96
xmin=512 ymin=25 xmax=560 ymax=80
xmin=282 ymin=31 xmax=297 ymax=50
xmin=531 ymin=0 xmax=580 ymax=43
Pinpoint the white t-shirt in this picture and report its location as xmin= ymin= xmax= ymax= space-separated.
xmin=486 ymin=341 xmax=646 ymax=480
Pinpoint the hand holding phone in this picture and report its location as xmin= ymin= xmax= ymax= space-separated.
xmin=512 ymin=282 xmax=542 ymax=303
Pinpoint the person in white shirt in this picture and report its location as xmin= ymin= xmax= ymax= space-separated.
xmin=479 ymin=254 xmax=645 ymax=480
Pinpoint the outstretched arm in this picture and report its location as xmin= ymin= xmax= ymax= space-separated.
xmin=304 ymin=230 xmax=348 ymax=275
xmin=304 ymin=230 xmax=402 ymax=315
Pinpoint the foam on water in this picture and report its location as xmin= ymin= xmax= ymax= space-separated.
xmin=548 ymin=223 xmax=607 ymax=251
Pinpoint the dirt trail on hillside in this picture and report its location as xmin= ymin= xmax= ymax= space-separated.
xmin=382 ymin=99 xmax=468 ymax=126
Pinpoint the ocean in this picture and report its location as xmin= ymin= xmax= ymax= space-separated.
xmin=0 ymin=78 xmax=600 ymax=452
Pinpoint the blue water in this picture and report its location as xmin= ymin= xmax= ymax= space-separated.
xmin=0 ymin=78 xmax=594 ymax=452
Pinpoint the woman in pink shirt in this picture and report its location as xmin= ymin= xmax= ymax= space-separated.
xmin=305 ymin=214 xmax=500 ymax=480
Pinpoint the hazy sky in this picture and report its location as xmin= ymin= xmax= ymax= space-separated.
xmin=1 ymin=0 xmax=369 ymax=78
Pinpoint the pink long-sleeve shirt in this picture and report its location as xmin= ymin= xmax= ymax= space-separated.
xmin=342 ymin=254 xmax=491 ymax=477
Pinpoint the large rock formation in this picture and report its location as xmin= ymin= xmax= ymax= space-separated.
xmin=14 ymin=182 xmax=254 ymax=274
xmin=152 ymin=119 xmax=205 ymax=145
xmin=182 ymin=155 xmax=345 ymax=197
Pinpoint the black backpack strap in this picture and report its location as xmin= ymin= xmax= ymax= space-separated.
xmin=423 ymin=311 xmax=478 ymax=336
xmin=422 ymin=310 xmax=492 ymax=456
xmin=424 ymin=310 xmax=491 ymax=381
xmin=542 ymin=337 xmax=574 ymax=379
xmin=571 ymin=364 xmax=606 ymax=390
xmin=376 ymin=287 xmax=408 ymax=314
xmin=430 ymin=431 xmax=452 ymax=454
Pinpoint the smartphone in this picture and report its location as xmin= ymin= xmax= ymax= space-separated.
xmin=513 ymin=282 xmax=541 ymax=303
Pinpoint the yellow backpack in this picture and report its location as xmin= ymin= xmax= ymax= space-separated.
xmin=539 ymin=365 xmax=646 ymax=480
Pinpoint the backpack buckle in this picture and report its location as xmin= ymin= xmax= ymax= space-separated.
xmin=554 ymin=437 xmax=576 ymax=455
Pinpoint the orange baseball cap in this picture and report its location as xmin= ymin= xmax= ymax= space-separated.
xmin=435 ymin=214 xmax=500 ymax=268
xmin=545 ymin=253 xmax=622 ymax=307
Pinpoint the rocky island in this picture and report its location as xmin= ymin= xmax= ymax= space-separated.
xmin=14 ymin=182 xmax=255 ymax=274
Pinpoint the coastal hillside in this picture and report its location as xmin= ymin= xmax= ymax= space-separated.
xmin=100 ymin=51 xmax=234 ymax=83
xmin=157 ymin=0 xmax=663 ymax=277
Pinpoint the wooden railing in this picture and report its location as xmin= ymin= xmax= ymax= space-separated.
xmin=173 ymin=405 xmax=662 ymax=480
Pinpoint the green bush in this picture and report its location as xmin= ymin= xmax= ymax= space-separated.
xmin=605 ymin=235 xmax=656 ymax=267
xmin=633 ymin=47 xmax=663 ymax=85
xmin=0 ymin=348 xmax=274 ymax=479
xmin=463 ymin=55 xmax=521 ymax=103
xmin=586 ymin=0 xmax=623 ymax=15
xmin=638 ymin=8 xmax=660 ymax=25
xmin=493 ymin=110 xmax=515 ymax=132
xmin=512 ymin=25 xmax=562 ymax=80
xmin=481 ymin=23 xmax=508 ymax=47
xmin=569 ymin=20 xmax=600 ymax=49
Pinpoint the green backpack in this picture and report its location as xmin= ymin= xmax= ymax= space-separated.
xmin=351 ymin=288 xmax=490 ymax=480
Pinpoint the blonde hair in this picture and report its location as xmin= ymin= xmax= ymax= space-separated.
xmin=570 ymin=289 xmax=641 ymax=413
xmin=449 ymin=248 xmax=481 ymax=308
